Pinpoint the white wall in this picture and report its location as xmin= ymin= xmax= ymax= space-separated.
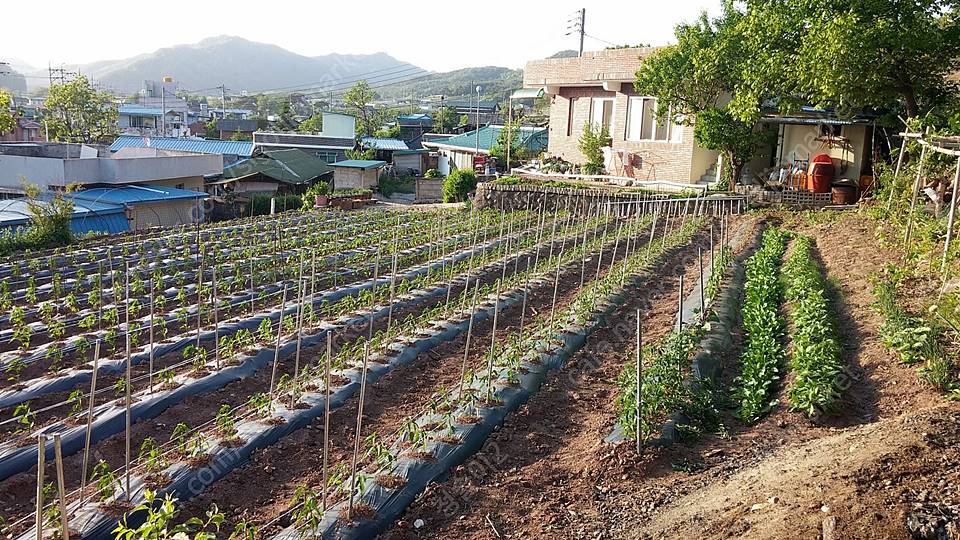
xmin=321 ymin=113 xmax=356 ymax=139
xmin=776 ymin=124 xmax=867 ymax=181
xmin=0 ymin=155 xmax=65 ymax=190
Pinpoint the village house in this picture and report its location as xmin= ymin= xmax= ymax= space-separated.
xmin=253 ymin=111 xmax=356 ymax=164
xmin=523 ymin=47 xmax=874 ymax=187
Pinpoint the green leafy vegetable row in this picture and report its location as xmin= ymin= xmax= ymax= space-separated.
xmin=783 ymin=235 xmax=844 ymax=416
xmin=734 ymin=227 xmax=787 ymax=423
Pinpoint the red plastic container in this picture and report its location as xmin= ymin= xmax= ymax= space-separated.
xmin=807 ymin=154 xmax=835 ymax=193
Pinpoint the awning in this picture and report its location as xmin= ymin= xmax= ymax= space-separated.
xmin=511 ymin=88 xmax=546 ymax=99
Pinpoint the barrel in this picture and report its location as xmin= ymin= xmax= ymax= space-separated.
xmin=807 ymin=154 xmax=835 ymax=193
xmin=831 ymin=180 xmax=858 ymax=205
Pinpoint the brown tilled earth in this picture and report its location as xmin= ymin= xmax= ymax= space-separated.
xmin=383 ymin=212 xmax=960 ymax=540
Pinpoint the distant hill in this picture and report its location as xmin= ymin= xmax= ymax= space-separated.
xmin=0 ymin=62 xmax=28 ymax=93
xmin=25 ymin=36 xmax=425 ymax=94
xmin=377 ymin=66 xmax=522 ymax=103
xmin=548 ymin=50 xmax=579 ymax=59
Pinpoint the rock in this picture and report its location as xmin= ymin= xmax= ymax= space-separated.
xmin=768 ymin=496 xmax=779 ymax=504
xmin=414 ymin=519 xmax=425 ymax=529
xmin=822 ymin=516 xmax=838 ymax=540
xmin=821 ymin=504 xmax=830 ymax=513
xmin=750 ymin=503 xmax=768 ymax=511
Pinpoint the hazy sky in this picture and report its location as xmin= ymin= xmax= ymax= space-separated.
xmin=5 ymin=0 xmax=724 ymax=72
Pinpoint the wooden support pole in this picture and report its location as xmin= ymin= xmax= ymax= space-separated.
xmin=148 ymin=275 xmax=155 ymax=393
xmin=35 ymin=435 xmax=45 ymax=540
xmin=485 ymin=277 xmax=503 ymax=405
xmin=676 ymin=274 xmax=684 ymax=334
xmin=53 ymin=434 xmax=69 ymax=540
xmin=887 ymin=136 xmax=909 ymax=211
xmin=905 ymin=143 xmax=929 ymax=246
xmin=212 ymin=254 xmax=220 ymax=372
xmin=635 ymin=312 xmax=643 ymax=455
xmin=348 ymin=343 xmax=371 ymax=519
xmin=268 ymin=285 xmax=289 ymax=407
xmin=941 ymin=159 xmax=960 ymax=273
xmin=458 ymin=280 xmax=481 ymax=399
xmin=322 ymin=332 xmax=332 ymax=511
xmin=79 ymin=340 xmax=100 ymax=504
xmin=699 ymin=247 xmax=705 ymax=323
xmin=124 ymin=266 xmax=132 ymax=499
xmin=368 ymin=241 xmax=382 ymax=341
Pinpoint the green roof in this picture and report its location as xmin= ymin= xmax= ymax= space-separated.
xmin=392 ymin=149 xmax=429 ymax=155
xmin=332 ymin=159 xmax=387 ymax=169
xmin=223 ymin=148 xmax=333 ymax=184
xmin=429 ymin=125 xmax=548 ymax=154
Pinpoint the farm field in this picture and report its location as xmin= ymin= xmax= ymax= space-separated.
xmin=2 ymin=197 xmax=956 ymax=540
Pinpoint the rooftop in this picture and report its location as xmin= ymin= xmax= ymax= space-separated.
xmin=332 ymin=159 xmax=387 ymax=170
xmin=70 ymin=184 xmax=207 ymax=205
xmin=422 ymin=125 xmax=548 ymax=154
xmin=523 ymin=47 xmax=660 ymax=89
xmin=222 ymin=149 xmax=333 ymax=184
xmin=110 ymin=135 xmax=254 ymax=157
xmin=360 ymin=137 xmax=409 ymax=151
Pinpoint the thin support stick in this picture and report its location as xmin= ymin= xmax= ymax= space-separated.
xmin=348 ymin=344 xmax=371 ymax=519
xmin=79 ymin=340 xmax=101 ymax=504
xmin=124 ymin=267 xmax=132 ymax=499
xmin=268 ymin=285 xmax=289 ymax=407
xmin=148 ymin=276 xmax=155 ymax=393
xmin=35 ymin=435 xmax=45 ymax=540
xmin=458 ymin=280 xmax=481 ymax=399
xmin=53 ymin=434 xmax=69 ymax=540
xmin=635 ymin=312 xmax=643 ymax=455
xmin=676 ymin=274 xmax=684 ymax=334
xmin=485 ymin=277 xmax=503 ymax=405
xmin=322 ymin=332 xmax=332 ymax=511
xmin=699 ymin=247 xmax=706 ymax=323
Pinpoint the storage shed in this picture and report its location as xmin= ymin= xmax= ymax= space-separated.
xmin=69 ymin=185 xmax=207 ymax=230
xmin=0 ymin=196 xmax=129 ymax=236
xmin=331 ymin=160 xmax=387 ymax=190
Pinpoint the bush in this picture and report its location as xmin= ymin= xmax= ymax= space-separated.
xmin=424 ymin=169 xmax=441 ymax=178
xmin=300 ymin=181 xmax=329 ymax=210
xmin=442 ymin=169 xmax=477 ymax=203
xmin=0 ymin=185 xmax=76 ymax=256
xmin=578 ymin=123 xmax=611 ymax=176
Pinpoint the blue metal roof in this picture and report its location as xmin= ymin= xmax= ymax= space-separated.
xmin=110 ymin=135 xmax=254 ymax=157
xmin=70 ymin=185 xmax=207 ymax=205
xmin=360 ymin=137 xmax=409 ymax=151
xmin=332 ymin=160 xmax=387 ymax=169
xmin=118 ymin=106 xmax=165 ymax=116
xmin=0 ymin=196 xmax=128 ymax=235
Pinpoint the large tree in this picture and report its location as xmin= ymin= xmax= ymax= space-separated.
xmin=45 ymin=76 xmax=118 ymax=143
xmin=0 ymin=91 xmax=14 ymax=135
xmin=343 ymin=80 xmax=381 ymax=137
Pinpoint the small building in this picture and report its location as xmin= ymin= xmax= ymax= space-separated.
xmin=360 ymin=136 xmax=409 ymax=162
xmin=213 ymin=149 xmax=334 ymax=196
xmin=421 ymin=125 xmax=548 ymax=175
xmin=442 ymin=99 xmax=500 ymax=127
xmin=109 ymin=135 xmax=253 ymax=166
xmin=0 ymin=118 xmax=44 ymax=143
xmin=0 ymin=196 xmax=129 ymax=236
xmin=118 ymin=105 xmax=188 ymax=138
xmin=69 ymin=184 xmax=207 ymax=230
xmin=392 ymin=149 xmax=429 ymax=176
xmin=397 ymin=114 xmax=434 ymax=140
xmin=217 ymin=119 xmax=260 ymax=140
xmin=331 ymin=160 xmax=387 ymax=190
xmin=254 ymin=112 xmax=356 ymax=163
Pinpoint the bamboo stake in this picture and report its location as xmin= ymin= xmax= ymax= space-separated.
xmin=386 ymin=242 xmax=399 ymax=332
xmin=635 ymin=312 xmax=642 ymax=455
xmin=196 ymin=250 xmax=203 ymax=347
xmin=676 ymin=274 xmax=684 ymax=334
xmin=905 ymin=143 xmax=929 ymax=246
xmin=35 ymin=435 xmax=45 ymax=540
xmin=348 ymin=343 xmax=370 ymax=519
xmin=53 ymin=434 xmax=69 ymax=540
xmin=268 ymin=285 xmax=289 ymax=407
xmin=322 ymin=333 xmax=332 ymax=511
xmin=148 ymin=275 xmax=155 ymax=393
xmin=79 ymin=340 xmax=100 ymax=504
xmin=458 ymin=280 xmax=481 ymax=399
xmin=249 ymin=252 xmax=255 ymax=316
xmin=699 ymin=248 xmax=706 ymax=323
xmin=941 ymin=160 xmax=960 ymax=273
xmin=886 ymin=136 xmax=909 ymax=211
xmin=290 ymin=275 xmax=306 ymax=409
xmin=124 ymin=265 xmax=132 ymax=499
xmin=485 ymin=277 xmax=503 ymax=406
xmin=519 ymin=254 xmax=532 ymax=329
xmin=212 ymin=253 xmax=220 ymax=372
xmin=368 ymin=240 xmax=382 ymax=341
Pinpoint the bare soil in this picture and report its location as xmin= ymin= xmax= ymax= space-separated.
xmin=383 ymin=212 xmax=955 ymax=540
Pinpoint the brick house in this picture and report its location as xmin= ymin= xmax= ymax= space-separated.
xmin=523 ymin=47 xmax=720 ymax=185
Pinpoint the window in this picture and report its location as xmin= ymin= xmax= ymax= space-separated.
xmin=626 ymin=96 xmax=678 ymax=143
xmin=566 ymin=97 xmax=576 ymax=137
xmin=175 ymin=183 xmax=185 ymax=190
xmin=590 ymin=98 xmax=614 ymax=132
xmin=315 ymin=151 xmax=338 ymax=163
xmin=129 ymin=115 xmax=145 ymax=128
xmin=820 ymin=124 xmax=842 ymax=137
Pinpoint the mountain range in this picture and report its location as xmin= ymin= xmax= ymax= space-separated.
xmin=1 ymin=36 xmax=525 ymax=100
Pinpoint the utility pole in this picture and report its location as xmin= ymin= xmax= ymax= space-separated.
xmin=567 ymin=9 xmax=586 ymax=57
xmin=439 ymin=94 xmax=445 ymax=135
xmin=220 ymin=84 xmax=226 ymax=121
xmin=161 ymin=85 xmax=166 ymax=137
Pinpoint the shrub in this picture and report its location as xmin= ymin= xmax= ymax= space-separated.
xmin=424 ymin=168 xmax=441 ymax=178
xmin=442 ymin=169 xmax=477 ymax=203
xmin=250 ymin=195 xmax=301 ymax=216
xmin=300 ymin=181 xmax=330 ymax=210
xmin=578 ymin=123 xmax=611 ymax=175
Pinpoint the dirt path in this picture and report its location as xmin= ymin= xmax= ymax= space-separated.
xmin=383 ymin=212 xmax=952 ymax=540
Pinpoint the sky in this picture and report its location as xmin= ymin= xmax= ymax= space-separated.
xmin=4 ymin=0 xmax=724 ymax=73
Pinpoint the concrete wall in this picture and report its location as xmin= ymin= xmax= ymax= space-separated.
xmin=393 ymin=153 xmax=424 ymax=175
xmin=0 ymin=154 xmax=64 ymax=190
xmin=334 ymin=167 xmax=379 ymax=190
xmin=524 ymin=47 xmax=658 ymax=88
xmin=321 ymin=113 xmax=356 ymax=139
xmin=130 ymin=199 xmax=199 ymax=230
xmin=415 ymin=178 xmax=443 ymax=202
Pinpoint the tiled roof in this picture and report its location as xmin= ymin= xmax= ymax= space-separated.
xmin=109 ymin=135 xmax=254 ymax=157
xmin=332 ymin=160 xmax=387 ymax=169
xmin=222 ymin=149 xmax=333 ymax=184
xmin=254 ymin=132 xmax=355 ymax=149
xmin=70 ymin=184 xmax=207 ymax=205
xmin=423 ymin=125 xmax=548 ymax=153
xmin=360 ymin=137 xmax=409 ymax=151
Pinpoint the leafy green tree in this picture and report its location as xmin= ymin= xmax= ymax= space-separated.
xmin=578 ymin=123 xmax=611 ymax=175
xmin=45 ymin=76 xmax=118 ymax=143
xmin=374 ymin=124 xmax=401 ymax=139
xmin=204 ymin=119 xmax=219 ymax=140
xmin=0 ymin=91 xmax=15 ymax=135
xmin=434 ymin=106 xmax=458 ymax=133
xmin=443 ymin=169 xmax=477 ymax=202
xmin=275 ymin=98 xmax=297 ymax=131
xmin=490 ymin=119 xmax=528 ymax=169
xmin=343 ymin=80 xmax=381 ymax=136
xmin=298 ymin=114 xmax=323 ymax=134
xmin=345 ymin=147 xmax=376 ymax=160
xmin=694 ymin=107 xmax=771 ymax=187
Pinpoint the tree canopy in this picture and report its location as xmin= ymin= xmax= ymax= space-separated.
xmin=0 ymin=91 xmax=14 ymax=135
xmin=343 ymin=80 xmax=381 ymax=137
xmin=45 ymin=76 xmax=118 ymax=143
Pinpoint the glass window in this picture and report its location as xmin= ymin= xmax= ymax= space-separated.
xmin=626 ymin=96 xmax=677 ymax=142
xmin=590 ymin=98 xmax=614 ymax=132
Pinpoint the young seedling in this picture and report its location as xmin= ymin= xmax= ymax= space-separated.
xmin=90 ymin=459 xmax=119 ymax=502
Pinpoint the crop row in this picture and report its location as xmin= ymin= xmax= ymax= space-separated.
xmin=733 ymin=228 xmax=787 ymax=424
xmin=782 ymin=235 xmax=846 ymax=416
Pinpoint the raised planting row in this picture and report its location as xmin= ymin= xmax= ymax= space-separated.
xmin=263 ymin=216 xmax=704 ymax=539
xmin=733 ymin=227 xmax=788 ymax=424
xmin=0 ymin=207 xmax=601 ymax=477
xmin=782 ymin=235 xmax=846 ymax=416
xmin=613 ymin=242 xmax=734 ymax=444
xmin=5 ymin=208 xmax=642 ymax=539
xmin=0 ymin=208 xmax=542 ymax=408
